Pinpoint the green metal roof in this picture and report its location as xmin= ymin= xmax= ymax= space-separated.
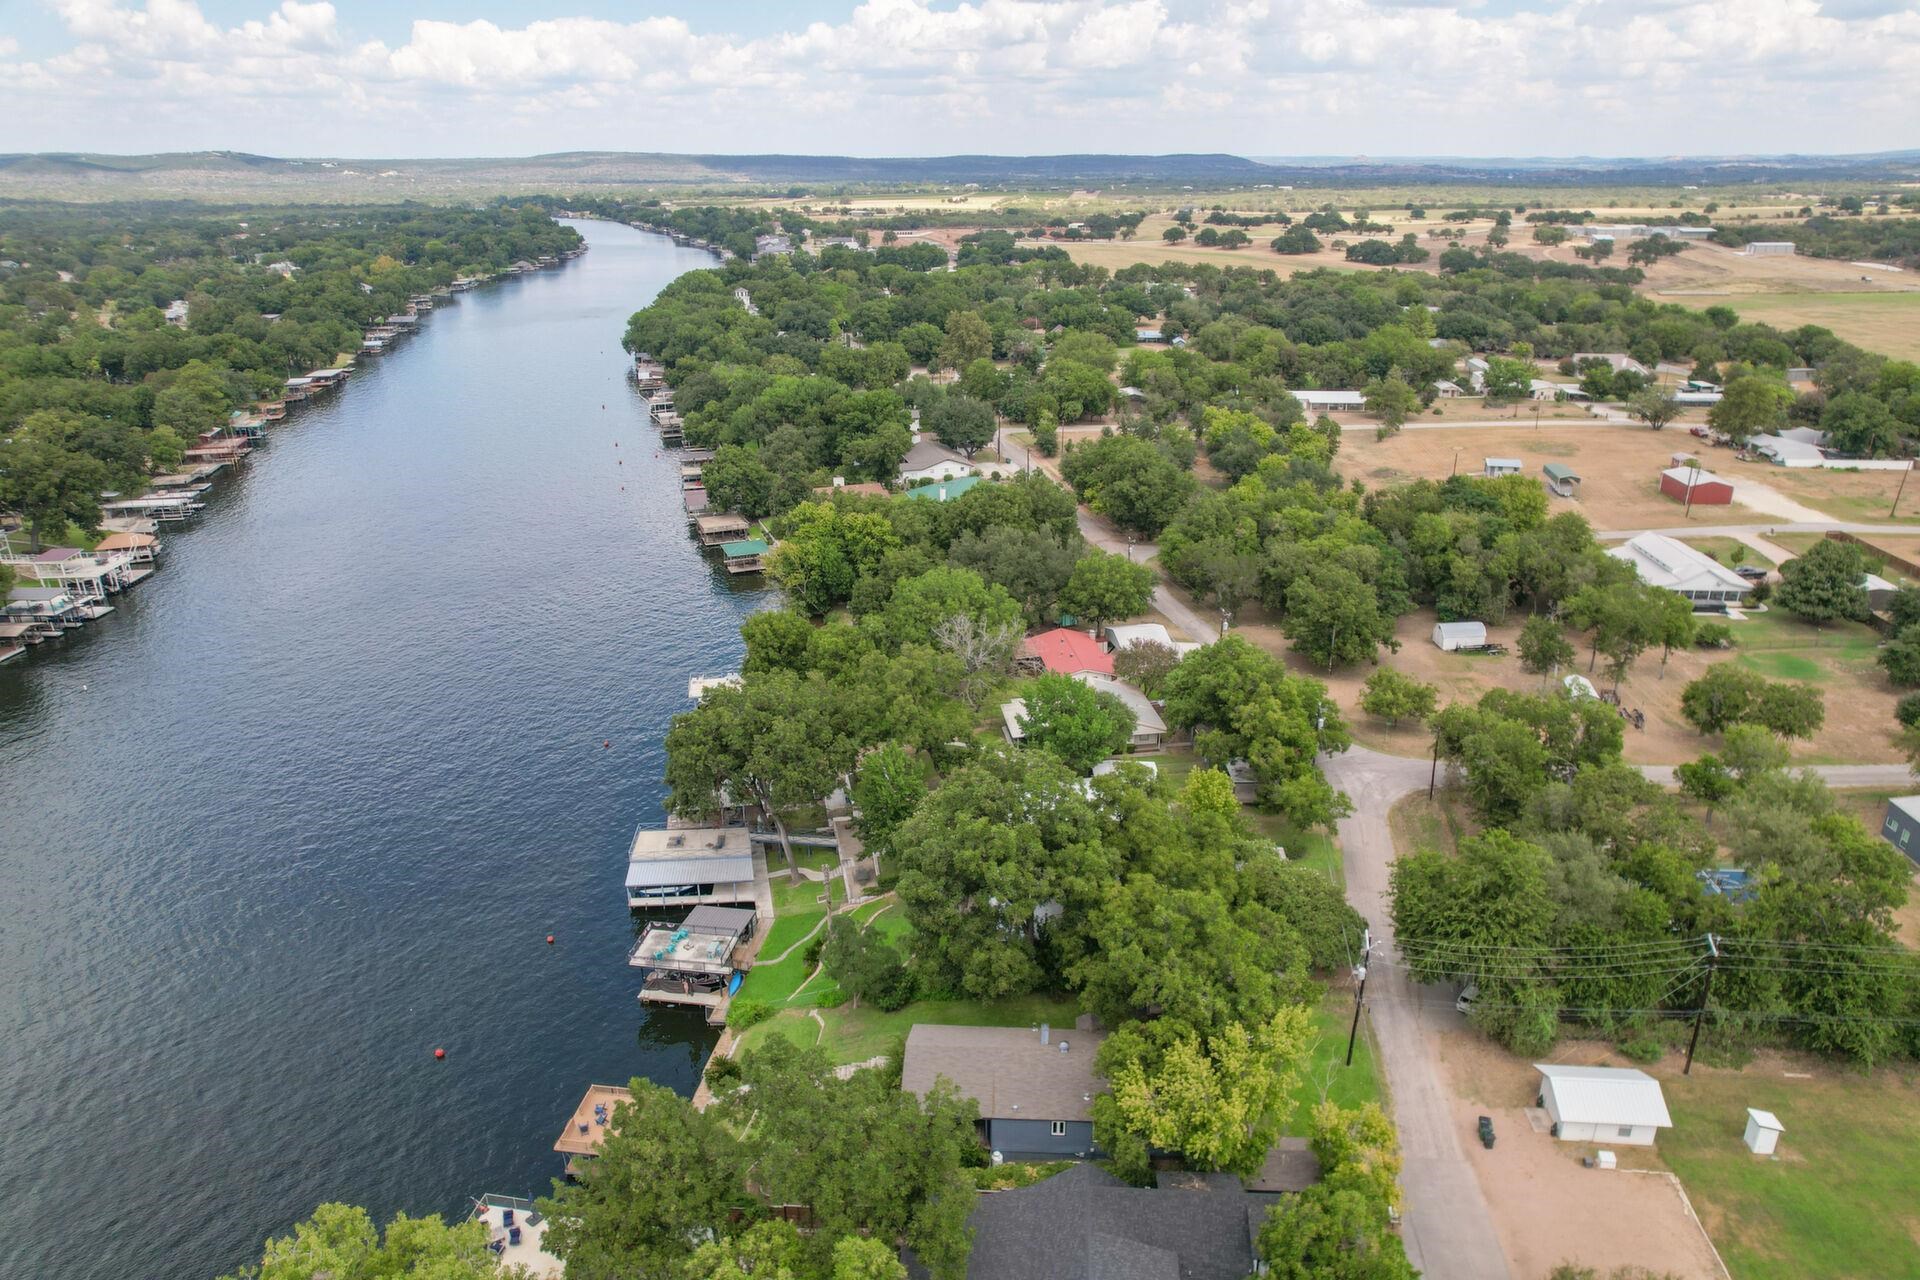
xmin=720 ymin=539 xmax=769 ymax=557
xmin=1542 ymin=463 xmax=1580 ymax=480
xmin=903 ymin=475 xmax=981 ymax=502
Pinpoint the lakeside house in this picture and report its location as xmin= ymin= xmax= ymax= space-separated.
xmin=905 ymin=1162 xmax=1275 ymax=1280
xmin=625 ymin=825 xmax=757 ymax=909
xmin=901 ymin=1023 xmax=1106 ymax=1158
xmin=1003 ymin=672 xmax=1163 ymax=751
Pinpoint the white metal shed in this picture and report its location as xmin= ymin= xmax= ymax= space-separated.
xmin=1432 ymin=621 xmax=1487 ymax=651
xmin=1535 ymin=1064 xmax=1673 ymax=1146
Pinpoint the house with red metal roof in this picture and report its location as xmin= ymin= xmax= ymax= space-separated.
xmin=1018 ymin=628 xmax=1113 ymax=676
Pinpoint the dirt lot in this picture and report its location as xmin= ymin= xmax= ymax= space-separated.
xmin=1707 ymin=453 xmax=1920 ymax=526
xmin=1435 ymin=1030 xmax=1729 ymax=1280
xmin=1336 ymin=424 xmax=1776 ymax=531
xmin=1234 ymin=605 xmax=1905 ymax=766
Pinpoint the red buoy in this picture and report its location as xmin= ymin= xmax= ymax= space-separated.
xmin=546 ymin=934 xmax=556 ymax=945
xmin=603 ymin=740 xmax=611 ymax=748
xmin=434 ymin=1047 xmax=446 ymax=1060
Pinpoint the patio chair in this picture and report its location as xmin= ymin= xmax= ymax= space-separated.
xmin=509 ymin=1226 xmax=523 ymax=1246
xmin=502 ymin=1208 xmax=514 ymax=1227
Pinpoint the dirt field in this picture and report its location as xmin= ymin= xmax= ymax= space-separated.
xmin=1235 ymin=604 xmax=1904 ymax=767
xmin=1435 ymin=1030 xmax=1729 ymax=1280
xmin=1641 ymin=240 xmax=1920 ymax=299
xmin=1710 ymin=452 xmax=1920 ymax=526
xmin=1335 ymin=424 xmax=1776 ymax=531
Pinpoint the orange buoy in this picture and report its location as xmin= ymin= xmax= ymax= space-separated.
xmin=546 ymin=934 xmax=556 ymax=945
xmin=434 ymin=1047 xmax=446 ymax=1060
xmin=603 ymin=740 xmax=611 ymax=748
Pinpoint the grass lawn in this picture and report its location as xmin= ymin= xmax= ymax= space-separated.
xmin=734 ymin=991 xmax=1085 ymax=1064
xmin=1660 ymin=1066 xmax=1920 ymax=1280
xmin=1250 ymin=814 xmax=1341 ymax=884
xmin=1387 ymin=788 xmax=1476 ymax=859
xmin=1732 ymin=610 xmax=1881 ymax=684
xmin=1766 ymin=531 xmax=1828 ymax=557
xmin=1288 ymin=991 xmax=1383 ymax=1122
xmin=1684 ymin=535 xmax=1772 ymax=569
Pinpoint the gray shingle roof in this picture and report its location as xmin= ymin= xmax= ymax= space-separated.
xmin=901 ymin=1024 xmax=1106 ymax=1122
xmin=911 ymin=1163 xmax=1274 ymax=1280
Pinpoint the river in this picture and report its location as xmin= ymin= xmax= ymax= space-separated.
xmin=0 ymin=220 xmax=763 ymax=1280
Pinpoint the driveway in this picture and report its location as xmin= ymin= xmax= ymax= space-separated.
xmin=1322 ymin=745 xmax=1513 ymax=1280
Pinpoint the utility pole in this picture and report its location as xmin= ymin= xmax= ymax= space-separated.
xmin=1683 ymin=459 xmax=1700 ymax=520
xmin=1345 ymin=930 xmax=1373 ymax=1067
xmin=1428 ymin=735 xmax=1440 ymax=798
xmin=1684 ymin=933 xmax=1720 ymax=1075
xmin=1892 ymin=462 xmax=1912 ymax=519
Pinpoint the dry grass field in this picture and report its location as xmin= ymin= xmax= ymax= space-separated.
xmin=1716 ymin=453 xmax=1920 ymax=526
xmin=1335 ymin=423 xmax=1775 ymax=530
xmin=1679 ymin=292 xmax=1920 ymax=362
xmin=1239 ymin=605 xmax=1905 ymax=767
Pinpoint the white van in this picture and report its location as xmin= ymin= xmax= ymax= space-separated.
xmin=1455 ymin=984 xmax=1479 ymax=1015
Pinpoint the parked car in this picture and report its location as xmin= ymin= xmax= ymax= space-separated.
xmin=1735 ymin=564 xmax=1768 ymax=580
xmin=1477 ymin=1115 xmax=1496 ymax=1149
xmin=1454 ymin=983 xmax=1479 ymax=1014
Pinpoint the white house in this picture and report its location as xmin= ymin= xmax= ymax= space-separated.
xmin=1534 ymin=1064 xmax=1672 ymax=1146
xmin=1431 ymin=621 xmax=1487 ymax=651
xmin=1750 ymin=434 xmax=1825 ymax=468
xmin=898 ymin=438 xmax=974 ymax=484
xmin=1294 ymin=389 xmax=1366 ymax=412
xmin=1570 ymin=353 xmax=1649 ymax=376
xmin=1075 ymin=673 xmax=1167 ymax=750
xmin=1608 ymin=533 xmax=1753 ymax=607
xmin=1104 ymin=622 xmax=1200 ymax=656
xmin=1434 ymin=379 xmax=1464 ymax=398
xmin=1483 ymin=457 xmax=1523 ymax=478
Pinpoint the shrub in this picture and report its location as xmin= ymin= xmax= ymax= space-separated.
xmin=1899 ymin=692 xmax=1920 ymax=728
xmin=803 ymin=933 xmax=828 ymax=968
xmin=1616 ymin=1035 xmax=1666 ymax=1064
xmin=1693 ymin=622 xmax=1734 ymax=649
xmin=728 ymin=997 xmax=774 ymax=1029
xmin=704 ymin=1053 xmax=742 ymax=1084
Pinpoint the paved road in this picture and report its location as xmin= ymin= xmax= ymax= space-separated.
xmin=1322 ymin=745 xmax=1913 ymax=1280
xmin=1322 ymin=745 xmax=1512 ymax=1280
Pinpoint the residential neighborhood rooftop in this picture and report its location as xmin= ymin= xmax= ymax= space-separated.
xmin=902 ymin=1023 xmax=1107 ymax=1123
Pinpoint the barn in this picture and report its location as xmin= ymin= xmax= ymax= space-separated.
xmin=1431 ymin=621 xmax=1487 ymax=651
xmin=1659 ymin=466 xmax=1733 ymax=505
xmin=1535 ymin=1064 xmax=1673 ymax=1146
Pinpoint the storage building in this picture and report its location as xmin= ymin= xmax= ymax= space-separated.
xmin=1484 ymin=457 xmax=1523 ymax=478
xmin=1535 ymin=1064 xmax=1673 ymax=1146
xmin=1432 ymin=621 xmax=1487 ymax=651
xmin=1659 ymin=466 xmax=1733 ymax=505
xmin=1608 ymin=533 xmax=1753 ymax=607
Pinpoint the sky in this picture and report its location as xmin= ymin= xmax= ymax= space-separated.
xmin=1 ymin=0 xmax=1917 ymax=159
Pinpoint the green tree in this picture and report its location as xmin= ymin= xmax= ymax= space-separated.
xmin=1059 ymin=550 xmax=1155 ymax=636
xmin=1271 ymin=225 xmax=1322 ymax=254
xmin=1162 ymin=225 xmax=1188 ymax=243
xmin=220 ymin=1203 xmax=508 ymax=1280
xmin=830 ymin=1237 xmax=909 ymax=1280
xmin=1359 ymin=668 xmax=1437 ymax=728
xmin=927 ymin=393 xmax=997 ymax=458
xmin=1518 ymin=615 xmax=1576 ymax=674
xmin=741 ymin=609 xmax=817 ymax=675
xmin=1059 ymin=434 xmax=1195 ymax=536
xmin=1095 ymin=1010 xmax=1313 ymax=1179
xmin=1679 ymin=664 xmax=1767 ymax=733
xmin=1566 ymin=581 xmax=1664 ymax=691
xmin=1880 ymin=623 xmax=1920 ymax=686
xmin=1707 ymin=376 xmax=1792 ymax=444
xmin=1774 ymin=538 xmax=1870 ymax=622
xmin=664 ymin=673 xmax=857 ymax=877
xmin=1362 ymin=372 xmax=1419 ymax=431
xmin=1627 ymin=387 xmax=1682 ymax=431
xmin=703 ymin=444 xmax=778 ymax=518
xmin=1283 ymin=562 xmax=1397 ymax=668
xmin=0 ymin=435 xmax=109 ymax=552
xmin=1016 ymin=672 xmax=1136 ymax=772
xmin=682 ymin=1221 xmax=804 ymax=1280
xmin=537 ymin=1081 xmax=745 ymax=1280
xmin=851 ymin=740 xmax=928 ymax=865
xmin=821 ymin=912 xmax=916 ymax=1010
xmin=150 ymin=358 xmax=232 ymax=439
xmin=1257 ymin=1182 xmax=1417 ymax=1280
xmin=938 ymin=310 xmax=994 ymax=370
xmin=892 ymin=746 xmax=1112 ymax=998
xmin=1113 ymin=638 xmax=1182 ymax=697
xmin=1821 ymin=390 xmax=1903 ymax=457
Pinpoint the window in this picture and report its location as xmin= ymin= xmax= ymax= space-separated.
xmin=1050 ymin=1121 xmax=1067 ymax=1138
xmin=1617 ymin=1126 xmax=1634 ymax=1137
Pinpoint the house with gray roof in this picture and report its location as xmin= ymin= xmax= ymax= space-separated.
xmin=901 ymin=1023 xmax=1105 ymax=1158
xmin=906 ymin=1163 xmax=1276 ymax=1280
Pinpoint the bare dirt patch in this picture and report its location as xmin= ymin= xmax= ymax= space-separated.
xmin=1435 ymin=1031 xmax=1729 ymax=1280
xmin=1336 ymin=424 xmax=1774 ymax=532
xmin=1236 ymin=606 xmax=1905 ymax=766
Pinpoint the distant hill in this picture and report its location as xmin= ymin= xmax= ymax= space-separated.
xmin=0 ymin=148 xmax=1915 ymax=197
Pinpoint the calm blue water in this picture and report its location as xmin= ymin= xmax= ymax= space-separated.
xmin=0 ymin=220 xmax=763 ymax=1280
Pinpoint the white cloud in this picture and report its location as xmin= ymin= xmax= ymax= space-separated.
xmin=2 ymin=0 xmax=1917 ymax=156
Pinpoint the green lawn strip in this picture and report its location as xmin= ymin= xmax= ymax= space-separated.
xmin=755 ymin=907 xmax=828 ymax=961
xmin=1287 ymin=992 xmax=1383 ymax=1123
xmin=1248 ymin=813 xmax=1341 ymax=885
xmin=1684 ymin=535 xmax=1772 ymax=569
xmin=1660 ymin=1069 xmax=1920 ymax=1280
xmin=732 ymin=951 xmax=818 ymax=1005
xmin=811 ymin=992 xmax=1084 ymax=1064
xmin=731 ymin=1009 xmax=823 ymax=1055
xmin=1730 ymin=611 xmax=1880 ymax=683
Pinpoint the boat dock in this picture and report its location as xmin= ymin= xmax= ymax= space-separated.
xmin=553 ymin=1084 xmax=634 ymax=1179
xmin=630 ymin=904 xmax=758 ymax=1020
